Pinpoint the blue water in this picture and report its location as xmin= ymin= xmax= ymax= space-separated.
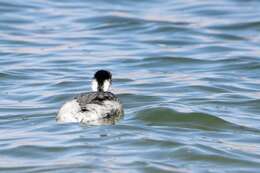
xmin=1 ymin=0 xmax=260 ymax=172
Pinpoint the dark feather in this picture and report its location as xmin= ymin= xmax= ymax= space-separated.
xmin=75 ymin=92 xmax=119 ymax=111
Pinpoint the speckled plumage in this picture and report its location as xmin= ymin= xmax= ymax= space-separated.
xmin=57 ymin=92 xmax=123 ymax=124
xmin=76 ymin=92 xmax=120 ymax=110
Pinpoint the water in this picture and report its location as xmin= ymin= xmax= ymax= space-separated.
xmin=1 ymin=0 xmax=260 ymax=172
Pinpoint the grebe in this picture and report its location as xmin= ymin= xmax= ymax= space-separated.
xmin=56 ymin=70 xmax=123 ymax=125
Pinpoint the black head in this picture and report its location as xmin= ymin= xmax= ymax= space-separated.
xmin=94 ymin=70 xmax=112 ymax=82
xmin=92 ymin=70 xmax=112 ymax=92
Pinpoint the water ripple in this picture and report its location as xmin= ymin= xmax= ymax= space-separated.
xmin=1 ymin=0 xmax=260 ymax=172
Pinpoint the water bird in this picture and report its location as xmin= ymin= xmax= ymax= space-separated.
xmin=56 ymin=70 xmax=123 ymax=124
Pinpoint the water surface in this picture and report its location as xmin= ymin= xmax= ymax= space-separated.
xmin=1 ymin=0 xmax=260 ymax=172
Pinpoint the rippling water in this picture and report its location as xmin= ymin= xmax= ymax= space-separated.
xmin=1 ymin=0 xmax=260 ymax=172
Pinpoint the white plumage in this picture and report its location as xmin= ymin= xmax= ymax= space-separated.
xmin=56 ymin=99 xmax=123 ymax=124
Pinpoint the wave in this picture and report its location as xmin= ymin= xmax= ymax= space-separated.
xmin=135 ymin=107 xmax=244 ymax=131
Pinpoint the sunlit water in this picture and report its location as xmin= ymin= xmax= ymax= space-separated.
xmin=1 ymin=0 xmax=260 ymax=172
